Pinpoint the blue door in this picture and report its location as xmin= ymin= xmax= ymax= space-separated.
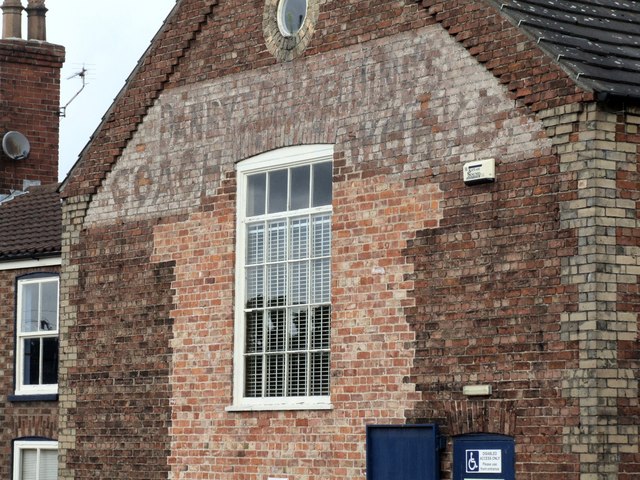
xmin=367 ymin=424 xmax=441 ymax=480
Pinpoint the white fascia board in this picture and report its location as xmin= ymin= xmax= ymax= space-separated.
xmin=0 ymin=256 xmax=62 ymax=271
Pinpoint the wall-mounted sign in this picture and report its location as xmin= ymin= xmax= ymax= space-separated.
xmin=453 ymin=434 xmax=514 ymax=480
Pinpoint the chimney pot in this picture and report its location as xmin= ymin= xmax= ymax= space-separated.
xmin=26 ymin=0 xmax=46 ymax=40
xmin=2 ymin=0 xmax=23 ymax=39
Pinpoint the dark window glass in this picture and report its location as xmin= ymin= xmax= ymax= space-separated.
xmin=42 ymin=338 xmax=59 ymax=385
xmin=268 ymin=170 xmax=288 ymax=213
xmin=247 ymin=173 xmax=266 ymax=217
xmin=23 ymin=339 xmax=40 ymax=386
xmin=312 ymin=162 xmax=332 ymax=207
xmin=290 ymin=165 xmax=310 ymax=210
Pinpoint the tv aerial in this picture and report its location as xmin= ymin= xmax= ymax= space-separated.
xmin=2 ymin=131 xmax=30 ymax=160
xmin=59 ymin=66 xmax=88 ymax=117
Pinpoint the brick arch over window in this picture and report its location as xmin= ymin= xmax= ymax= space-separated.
xmin=444 ymin=400 xmax=518 ymax=437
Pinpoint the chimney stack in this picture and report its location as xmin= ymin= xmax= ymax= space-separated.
xmin=0 ymin=0 xmax=63 ymax=194
xmin=1 ymin=0 xmax=23 ymax=39
xmin=26 ymin=0 xmax=46 ymax=40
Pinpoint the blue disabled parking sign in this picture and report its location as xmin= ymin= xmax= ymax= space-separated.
xmin=453 ymin=435 xmax=514 ymax=480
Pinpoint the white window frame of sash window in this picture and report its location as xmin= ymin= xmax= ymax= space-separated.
xmin=12 ymin=440 xmax=58 ymax=480
xmin=15 ymin=276 xmax=59 ymax=396
xmin=228 ymin=144 xmax=334 ymax=412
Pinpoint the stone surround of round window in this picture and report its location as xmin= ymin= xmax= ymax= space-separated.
xmin=263 ymin=0 xmax=319 ymax=62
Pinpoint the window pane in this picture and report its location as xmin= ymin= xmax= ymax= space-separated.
xmin=265 ymin=354 xmax=285 ymax=396
xmin=21 ymin=449 xmax=38 ymax=480
xmin=290 ymin=165 xmax=310 ymax=210
xmin=290 ymin=261 xmax=308 ymax=305
xmin=39 ymin=450 xmax=58 ymax=480
xmin=246 ymin=223 xmax=265 ymax=265
xmin=42 ymin=338 xmax=59 ymax=385
xmin=311 ymin=258 xmax=330 ymax=304
xmin=245 ymin=356 xmax=263 ymax=397
xmin=311 ymin=305 xmax=331 ymax=350
xmin=310 ymin=351 xmax=330 ymax=396
xmin=245 ymin=311 xmax=264 ymax=354
xmin=312 ymin=162 xmax=332 ymax=207
xmin=40 ymin=281 xmax=58 ymax=331
xmin=287 ymin=352 xmax=307 ymax=396
xmin=268 ymin=169 xmax=288 ymax=214
xmin=23 ymin=339 xmax=41 ymax=386
xmin=312 ymin=214 xmax=331 ymax=257
xmin=267 ymin=220 xmax=287 ymax=263
xmin=267 ymin=264 xmax=286 ymax=307
xmin=289 ymin=307 xmax=308 ymax=351
xmin=247 ymin=173 xmax=266 ymax=217
xmin=266 ymin=309 xmax=286 ymax=352
xmin=290 ymin=217 xmax=308 ymax=260
xmin=21 ymin=283 xmax=39 ymax=333
xmin=246 ymin=266 xmax=264 ymax=309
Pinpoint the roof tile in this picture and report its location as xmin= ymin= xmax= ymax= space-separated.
xmin=0 ymin=184 xmax=61 ymax=260
xmin=493 ymin=0 xmax=640 ymax=99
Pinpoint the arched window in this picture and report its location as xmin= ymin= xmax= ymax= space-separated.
xmin=231 ymin=145 xmax=333 ymax=411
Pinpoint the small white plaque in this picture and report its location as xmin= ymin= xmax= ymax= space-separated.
xmin=466 ymin=449 xmax=502 ymax=474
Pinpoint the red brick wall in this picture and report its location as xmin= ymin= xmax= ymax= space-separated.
xmin=64 ymin=221 xmax=175 ymax=479
xmin=404 ymin=151 xmax=582 ymax=477
xmin=0 ymin=40 xmax=64 ymax=194
xmin=0 ymin=266 xmax=59 ymax=479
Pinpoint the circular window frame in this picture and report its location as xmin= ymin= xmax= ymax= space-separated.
xmin=263 ymin=0 xmax=319 ymax=62
xmin=277 ymin=0 xmax=308 ymax=37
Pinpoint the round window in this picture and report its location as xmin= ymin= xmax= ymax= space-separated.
xmin=278 ymin=0 xmax=307 ymax=37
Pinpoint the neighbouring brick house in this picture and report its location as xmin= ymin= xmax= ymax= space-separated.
xmin=58 ymin=1 xmax=639 ymax=479
xmin=0 ymin=1 xmax=64 ymax=478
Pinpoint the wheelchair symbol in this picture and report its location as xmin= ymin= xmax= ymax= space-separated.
xmin=466 ymin=450 xmax=480 ymax=473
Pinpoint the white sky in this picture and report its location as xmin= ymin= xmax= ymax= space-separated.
xmin=45 ymin=0 xmax=177 ymax=180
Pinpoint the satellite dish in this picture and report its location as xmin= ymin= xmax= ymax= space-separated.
xmin=2 ymin=131 xmax=30 ymax=160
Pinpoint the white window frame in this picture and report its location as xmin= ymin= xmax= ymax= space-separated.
xmin=13 ymin=440 xmax=58 ymax=480
xmin=229 ymin=144 xmax=334 ymax=412
xmin=15 ymin=276 xmax=59 ymax=396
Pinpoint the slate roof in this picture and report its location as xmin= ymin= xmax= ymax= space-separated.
xmin=0 ymin=183 xmax=61 ymax=261
xmin=492 ymin=0 xmax=640 ymax=100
